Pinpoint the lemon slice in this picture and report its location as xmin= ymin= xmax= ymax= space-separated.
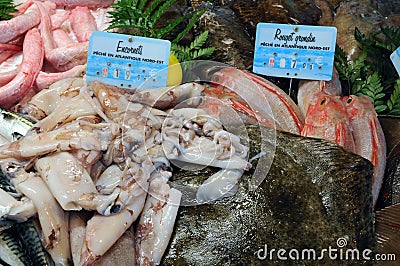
xmin=167 ymin=53 xmax=183 ymax=86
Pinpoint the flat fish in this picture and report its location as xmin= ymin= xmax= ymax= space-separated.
xmin=163 ymin=125 xmax=375 ymax=265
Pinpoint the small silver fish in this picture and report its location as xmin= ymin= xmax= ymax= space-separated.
xmin=0 ymin=171 xmax=20 ymax=197
xmin=0 ymin=108 xmax=34 ymax=142
xmin=15 ymin=221 xmax=53 ymax=266
xmin=0 ymin=228 xmax=31 ymax=266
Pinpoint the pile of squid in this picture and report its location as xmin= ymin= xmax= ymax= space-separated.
xmin=0 ymin=76 xmax=252 ymax=265
xmin=0 ymin=0 xmax=112 ymax=108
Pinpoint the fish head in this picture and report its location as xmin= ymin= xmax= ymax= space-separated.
xmin=210 ymin=67 xmax=240 ymax=89
xmin=305 ymin=93 xmax=348 ymax=126
xmin=206 ymin=67 xmax=245 ymax=104
xmin=302 ymin=93 xmax=356 ymax=152
xmin=342 ymin=95 xmax=376 ymax=120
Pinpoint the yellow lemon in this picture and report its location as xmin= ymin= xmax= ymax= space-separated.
xmin=167 ymin=53 xmax=183 ymax=86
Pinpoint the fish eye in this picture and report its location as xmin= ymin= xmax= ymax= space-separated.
xmin=320 ymin=97 xmax=329 ymax=106
xmin=212 ymin=75 xmax=220 ymax=83
xmin=346 ymin=97 xmax=353 ymax=104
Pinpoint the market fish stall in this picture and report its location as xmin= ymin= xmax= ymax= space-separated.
xmin=0 ymin=0 xmax=399 ymax=265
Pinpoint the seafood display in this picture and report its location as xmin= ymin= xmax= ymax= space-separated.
xmin=0 ymin=71 xmax=387 ymax=265
xmin=0 ymin=0 xmax=399 ymax=265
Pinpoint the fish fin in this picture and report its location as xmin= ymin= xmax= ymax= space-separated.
xmin=335 ymin=123 xmax=355 ymax=153
xmin=368 ymin=118 xmax=380 ymax=167
xmin=226 ymin=98 xmax=276 ymax=129
xmin=376 ymin=203 xmax=400 ymax=256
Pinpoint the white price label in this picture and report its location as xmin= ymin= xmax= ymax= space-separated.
xmin=253 ymin=23 xmax=337 ymax=80
xmin=86 ymin=31 xmax=171 ymax=89
xmin=391 ymin=46 xmax=400 ymax=76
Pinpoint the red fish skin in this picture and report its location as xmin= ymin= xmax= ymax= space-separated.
xmin=297 ymin=68 xmax=342 ymax=117
xmin=343 ymin=95 xmax=387 ymax=207
xmin=209 ymin=68 xmax=304 ymax=134
xmin=301 ymin=92 xmax=356 ymax=153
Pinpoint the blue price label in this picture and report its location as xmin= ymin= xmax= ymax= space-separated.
xmin=253 ymin=23 xmax=337 ymax=80
xmin=86 ymin=31 xmax=171 ymax=89
xmin=390 ymin=46 xmax=400 ymax=76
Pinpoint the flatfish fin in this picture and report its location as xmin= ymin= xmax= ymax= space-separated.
xmin=376 ymin=203 xmax=400 ymax=256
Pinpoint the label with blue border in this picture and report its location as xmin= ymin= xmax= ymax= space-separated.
xmin=86 ymin=31 xmax=171 ymax=89
xmin=253 ymin=23 xmax=337 ymax=80
xmin=390 ymin=46 xmax=400 ymax=76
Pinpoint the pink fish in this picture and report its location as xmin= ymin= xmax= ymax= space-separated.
xmin=297 ymin=68 xmax=342 ymax=117
xmin=0 ymin=28 xmax=44 ymax=108
xmin=301 ymin=93 xmax=356 ymax=153
xmin=209 ymin=68 xmax=304 ymax=134
xmin=0 ymin=3 xmax=40 ymax=43
xmin=0 ymin=44 xmax=22 ymax=63
xmin=47 ymin=0 xmax=115 ymax=8
xmin=69 ymin=6 xmax=97 ymax=42
xmin=36 ymin=1 xmax=88 ymax=71
xmin=343 ymin=95 xmax=387 ymax=207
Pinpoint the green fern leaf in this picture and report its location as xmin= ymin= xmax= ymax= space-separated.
xmin=154 ymin=12 xmax=192 ymax=39
xmin=375 ymin=93 xmax=386 ymax=100
xmin=137 ymin=0 xmax=148 ymax=10
xmin=189 ymin=31 xmax=209 ymax=50
xmin=0 ymin=0 xmax=17 ymax=20
xmin=144 ymin=0 xmax=164 ymax=17
xmin=375 ymin=105 xmax=387 ymax=113
xmin=375 ymin=100 xmax=385 ymax=106
xmin=354 ymin=27 xmax=376 ymax=48
xmin=387 ymin=79 xmax=400 ymax=115
xmin=378 ymin=27 xmax=400 ymax=51
xmin=172 ymin=9 xmax=205 ymax=44
xmin=150 ymin=0 xmax=177 ymax=25
xmin=192 ymin=47 xmax=215 ymax=59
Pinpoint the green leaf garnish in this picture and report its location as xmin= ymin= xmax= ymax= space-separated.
xmin=171 ymin=31 xmax=215 ymax=62
xmin=387 ymin=79 xmax=400 ymax=116
xmin=335 ymin=26 xmax=400 ymax=116
xmin=107 ymin=0 xmax=214 ymax=62
xmin=0 ymin=0 xmax=17 ymax=21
